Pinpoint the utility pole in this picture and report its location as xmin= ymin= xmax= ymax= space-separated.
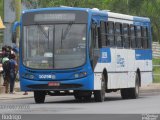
xmin=14 ymin=0 xmax=21 ymax=46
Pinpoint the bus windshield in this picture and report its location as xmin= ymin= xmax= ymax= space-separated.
xmin=23 ymin=24 xmax=86 ymax=69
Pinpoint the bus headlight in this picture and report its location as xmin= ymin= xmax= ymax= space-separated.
xmin=22 ymin=73 xmax=35 ymax=80
xmin=74 ymin=72 xmax=87 ymax=78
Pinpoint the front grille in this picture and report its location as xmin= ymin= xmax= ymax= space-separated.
xmin=27 ymin=84 xmax=82 ymax=90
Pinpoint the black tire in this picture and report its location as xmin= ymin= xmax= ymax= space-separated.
xmin=74 ymin=91 xmax=92 ymax=101
xmin=121 ymin=73 xmax=140 ymax=99
xmin=94 ymin=74 xmax=106 ymax=102
xmin=130 ymin=73 xmax=140 ymax=99
xmin=74 ymin=93 xmax=83 ymax=101
xmin=74 ymin=95 xmax=92 ymax=101
xmin=34 ymin=91 xmax=46 ymax=103
xmin=121 ymin=88 xmax=130 ymax=99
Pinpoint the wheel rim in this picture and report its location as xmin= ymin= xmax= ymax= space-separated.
xmin=135 ymin=75 xmax=140 ymax=97
xmin=136 ymin=83 xmax=139 ymax=94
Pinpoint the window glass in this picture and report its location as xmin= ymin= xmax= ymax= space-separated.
xmin=115 ymin=23 xmax=122 ymax=47
xmin=136 ymin=26 xmax=142 ymax=48
xmin=23 ymin=24 xmax=86 ymax=69
xmin=123 ymin=24 xmax=130 ymax=48
xmin=130 ymin=25 xmax=136 ymax=48
xmin=142 ymin=27 xmax=148 ymax=49
xmin=100 ymin=21 xmax=107 ymax=47
xmin=106 ymin=22 xmax=115 ymax=46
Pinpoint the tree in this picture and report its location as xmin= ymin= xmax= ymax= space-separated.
xmin=22 ymin=0 xmax=160 ymax=43
xmin=0 ymin=0 xmax=3 ymax=18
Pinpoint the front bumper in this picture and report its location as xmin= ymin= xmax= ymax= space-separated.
xmin=20 ymin=74 xmax=94 ymax=91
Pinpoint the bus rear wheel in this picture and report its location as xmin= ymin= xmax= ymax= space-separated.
xmin=94 ymin=74 xmax=106 ymax=102
xmin=121 ymin=73 xmax=140 ymax=99
xmin=34 ymin=91 xmax=46 ymax=103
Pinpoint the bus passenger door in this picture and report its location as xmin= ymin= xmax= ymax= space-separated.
xmin=90 ymin=21 xmax=104 ymax=91
xmin=90 ymin=23 xmax=100 ymax=70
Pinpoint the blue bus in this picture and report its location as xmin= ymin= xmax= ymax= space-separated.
xmin=13 ymin=7 xmax=152 ymax=103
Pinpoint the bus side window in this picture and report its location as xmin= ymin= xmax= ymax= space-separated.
xmin=91 ymin=24 xmax=100 ymax=49
xmin=97 ymin=27 xmax=102 ymax=48
xmin=91 ymin=24 xmax=97 ymax=49
xmin=136 ymin=26 xmax=142 ymax=48
xmin=100 ymin=21 xmax=107 ymax=47
xmin=142 ymin=26 xmax=148 ymax=49
xmin=107 ymin=21 xmax=115 ymax=47
xmin=115 ymin=22 xmax=123 ymax=47
xmin=123 ymin=23 xmax=130 ymax=48
xmin=130 ymin=25 xmax=136 ymax=48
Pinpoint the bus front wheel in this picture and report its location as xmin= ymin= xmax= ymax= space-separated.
xmin=94 ymin=74 xmax=106 ymax=102
xmin=34 ymin=91 xmax=46 ymax=103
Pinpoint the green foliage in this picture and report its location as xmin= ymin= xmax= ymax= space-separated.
xmin=153 ymin=59 xmax=160 ymax=83
xmin=21 ymin=0 xmax=160 ymax=43
xmin=0 ymin=0 xmax=159 ymax=43
xmin=107 ymin=0 xmax=160 ymax=43
xmin=0 ymin=0 xmax=3 ymax=18
xmin=22 ymin=0 xmax=110 ymax=9
xmin=153 ymin=59 xmax=160 ymax=65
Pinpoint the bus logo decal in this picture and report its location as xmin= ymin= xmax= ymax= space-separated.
xmin=117 ymin=55 xmax=125 ymax=67
xmin=98 ymin=48 xmax=111 ymax=63
xmin=102 ymin=52 xmax=108 ymax=58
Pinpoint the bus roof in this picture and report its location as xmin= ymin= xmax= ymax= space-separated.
xmin=107 ymin=12 xmax=150 ymax=22
xmin=22 ymin=7 xmax=91 ymax=14
xmin=22 ymin=7 xmax=150 ymax=22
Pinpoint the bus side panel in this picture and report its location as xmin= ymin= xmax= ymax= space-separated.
xmin=135 ymin=49 xmax=153 ymax=86
xmin=94 ymin=48 xmax=136 ymax=89
xmin=115 ymin=48 xmax=129 ymax=88
xmin=143 ymin=58 xmax=153 ymax=86
xmin=127 ymin=49 xmax=136 ymax=88
xmin=94 ymin=73 xmax=102 ymax=90
xmin=141 ymin=72 xmax=152 ymax=86
xmin=108 ymin=49 xmax=136 ymax=89
xmin=94 ymin=48 xmax=116 ymax=90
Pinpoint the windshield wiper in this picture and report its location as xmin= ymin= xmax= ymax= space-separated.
xmin=35 ymin=22 xmax=49 ymax=43
xmin=61 ymin=22 xmax=74 ymax=40
xmin=36 ymin=23 xmax=50 ymax=49
xmin=37 ymin=24 xmax=49 ymax=40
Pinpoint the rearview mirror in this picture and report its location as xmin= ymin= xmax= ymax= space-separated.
xmin=12 ymin=21 xmax=20 ymax=43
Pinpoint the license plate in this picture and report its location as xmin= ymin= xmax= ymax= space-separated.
xmin=48 ymin=82 xmax=60 ymax=87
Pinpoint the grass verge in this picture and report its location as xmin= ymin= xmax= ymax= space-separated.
xmin=153 ymin=58 xmax=160 ymax=83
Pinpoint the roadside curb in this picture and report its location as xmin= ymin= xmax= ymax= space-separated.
xmin=0 ymin=83 xmax=160 ymax=100
xmin=140 ymin=88 xmax=160 ymax=93
xmin=140 ymin=83 xmax=160 ymax=93
xmin=0 ymin=92 xmax=33 ymax=100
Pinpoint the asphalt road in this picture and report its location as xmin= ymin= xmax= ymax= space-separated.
xmin=0 ymin=91 xmax=160 ymax=115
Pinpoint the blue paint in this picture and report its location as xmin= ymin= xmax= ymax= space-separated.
xmin=20 ymin=73 xmax=94 ymax=91
xmin=19 ymin=7 xmax=109 ymax=91
xmin=135 ymin=49 xmax=152 ymax=60
xmin=98 ymin=48 xmax=111 ymax=63
xmin=12 ymin=21 xmax=20 ymax=33
xmin=92 ymin=15 xmax=108 ymax=27
xmin=133 ymin=16 xmax=150 ymax=27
